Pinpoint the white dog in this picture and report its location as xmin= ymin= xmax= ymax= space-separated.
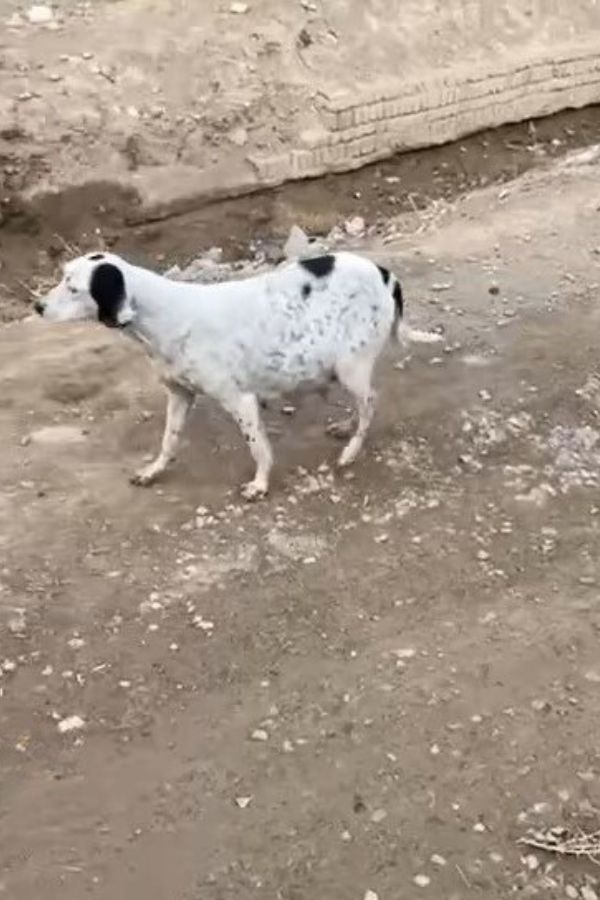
xmin=36 ymin=250 xmax=426 ymax=498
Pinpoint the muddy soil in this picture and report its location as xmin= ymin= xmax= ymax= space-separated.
xmin=1 ymin=106 xmax=600 ymax=323
xmin=1 ymin=152 xmax=600 ymax=899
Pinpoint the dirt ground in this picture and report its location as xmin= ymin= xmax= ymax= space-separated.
xmin=1 ymin=150 xmax=600 ymax=899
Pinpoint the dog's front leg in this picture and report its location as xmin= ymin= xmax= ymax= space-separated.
xmin=131 ymin=384 xmax=193 ymax=486
xmin=222 ymin=391 xmax=273 ymax=500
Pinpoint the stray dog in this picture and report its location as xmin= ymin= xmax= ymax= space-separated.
xmin=36 ymin=251 xmax=434 ymax=498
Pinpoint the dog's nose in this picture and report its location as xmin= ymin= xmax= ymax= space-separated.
xmin=34 ymin=300 xmax=44 ymax=316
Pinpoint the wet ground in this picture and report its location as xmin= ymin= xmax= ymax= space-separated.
xmin=1 ymin=151 xmax=600 ymax=899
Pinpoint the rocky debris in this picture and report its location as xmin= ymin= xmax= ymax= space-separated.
xmin=57 ymin=714 xmax=86 ymax=734
xmin=344 ymin=215 xmax=365 ymax=237
xmin=26 ymin=5 xmax=54 ymax=25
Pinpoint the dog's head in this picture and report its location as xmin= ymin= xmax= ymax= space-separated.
xmin=35 ymin=253 xmax=135 ymax=328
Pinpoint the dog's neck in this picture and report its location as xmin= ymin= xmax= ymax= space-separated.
xmin=120 ymin=265 xmax=200 ymax=358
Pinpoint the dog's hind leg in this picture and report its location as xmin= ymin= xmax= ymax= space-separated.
xmin=131 ymin=384 xmax=193 ymax=486
xmin=334 ymin=353 xmax=377 ymax=468
xmin=222 ymin=391 xmax=273 ymax=501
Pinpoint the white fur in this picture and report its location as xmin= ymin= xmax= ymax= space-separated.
xmin=38 ymin=250 xmax=409 ymax=498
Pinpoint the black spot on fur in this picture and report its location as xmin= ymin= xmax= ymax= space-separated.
xmin=301 ymin=283 xmax=312 ymax=299
xmin=393 ymin=280 xmax=404 ymax=319
xmin=299 ymin=255 xmax=335 ymax=278
xmin=377 ymin=265 xmax=390 ymax=285
xmin=89 ymin=262 xmax=126 ymax=328
xmin=88 ymin=253 xmax=105 ymax=261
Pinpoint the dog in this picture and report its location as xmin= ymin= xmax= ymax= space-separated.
xmin=36 ymin=250 xmax=433 ymax=498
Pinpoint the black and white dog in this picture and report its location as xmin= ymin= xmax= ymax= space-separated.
xmin=36 ymin=250 xmax=437 ymax=498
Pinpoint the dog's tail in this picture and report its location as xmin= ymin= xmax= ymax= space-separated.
xmin=386 ymin=269 xmax=444 ymax=345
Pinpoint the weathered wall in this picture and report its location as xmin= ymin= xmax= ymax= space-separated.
xmin=1 ymin=0 xmax=599 ymax=209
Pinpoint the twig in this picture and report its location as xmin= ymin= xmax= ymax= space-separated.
xmin=455 ymin=863 xmax=472 ymax=889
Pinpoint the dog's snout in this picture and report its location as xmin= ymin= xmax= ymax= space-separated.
xmin=34 ymin=300 xmax=44 ymax=316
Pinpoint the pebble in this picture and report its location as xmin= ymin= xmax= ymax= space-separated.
xmin=27 ymin=4 xmax=53 ymax=24
xmin=431 ymin=854 xmax=447 ymax=866
xmin=235 ymin=796 xmax=252 ymax=809
xmin=488 ymin=282 xmax=500 ymax=296
xmin=229 ymin=2 xmax=249 ymax=11
xmin=58 ymin=715 xmax=85 ymax=734
xmin=394 ymin=648 xmax=416 ymax=659
xmin=581 ymin=888 xmax=599 ymax=900
xmin=251 ymin=729 xmax=269 ymax=742
xmin=584 ymin=670 xmax=600 ymax=683
xmin=364 ymin=892 xmax=379 ymax=900
xmin=473 ymin=822 xmax=486 ymax=832
xmin=371 ymin=808 xmax=387 ymax=823
xmin=344 ymin=215 xmax=365 ymax=237
xmin=414 ymin=874 xmax=431 ymax=887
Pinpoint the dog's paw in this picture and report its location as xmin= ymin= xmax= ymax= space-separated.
xmin=240 ymin=480 xmax=268 ymax=502
xmin=130 ymin=467 xmax=159 ymax=487
xmin=337 ymin=439 xmax=362 ymax=468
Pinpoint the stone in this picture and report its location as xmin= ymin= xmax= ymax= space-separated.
xmin=27 ymin=5 xmax=53 ymax=24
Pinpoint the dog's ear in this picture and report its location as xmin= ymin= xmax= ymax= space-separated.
xmin=89 ymin=263 xmax=128 ymax=328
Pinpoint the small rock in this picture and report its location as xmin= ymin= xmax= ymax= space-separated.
xmin=67 ymin=637 xmax=85 ymax=650
xmin=582 ymin=887 xmax=599 ymax=900
xmin=58 ymin=715 xmax=85 ymax=734
xmin=371 ymin=808 xmax=387 ymax=823
xmin=414 ymin=874 xmax=431 ymax=887
xmin=565 ymin=887 xmax=578 ymax=900
xmin=251 ymin=729 xmax=269 ymax=742
xmin=344 ymin=215 xmax=365 ymax=237
xmin=228 ymin=126 xmax=248 ymax=147
xmin=364 ymin=892 xmax=379 ymax=900
xmin=431 ymin=854 xmax=447 ymax=867
xmin=489 ymin=282 xmax=500 ymax=296
xmin=473 ymin=822 xmax=486 ymax=833
xmin=584 ymin=670 xmax=600 ymax=683
xmin=283 ymin=224 xmax=324 ymax=260
xmin=229 ymin=1 xmax=249 ymax=11
xmin=27 ymin=5 xmax=53 ymax=24
xmin=394 ymin=648 xmax=416 ymax=659
xmin=8 ymin=611 xmax=26 ymax=636
xmin=192 ymin=615 xmax=214 ymax=632
xmin=235 ymin=796 xmax=252 ymax=809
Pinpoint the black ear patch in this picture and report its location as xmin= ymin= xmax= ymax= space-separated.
xmin=299 ymin=255 xmax=335 ymax=278
xmin=89 ymin=263 xmax=126 ymax=328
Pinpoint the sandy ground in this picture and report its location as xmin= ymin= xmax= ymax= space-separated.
xmin=1 ymin=152 xmax=600 ymax=899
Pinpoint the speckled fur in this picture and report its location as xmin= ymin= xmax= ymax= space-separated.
xmin=37 ymin=250 xmax=403 ymax=498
